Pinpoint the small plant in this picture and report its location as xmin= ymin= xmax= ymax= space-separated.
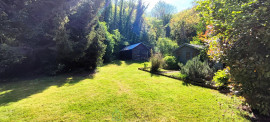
xmin=150 ymin=53 xmax=164 ymax=73
xmin=213 ymin=67 xmax=230 ymax=89
xmin=163 ymin=56 xmax=178 ymax=70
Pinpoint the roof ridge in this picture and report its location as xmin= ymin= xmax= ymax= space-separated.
xmin=120 ymin=42 xmax=142 ymax=51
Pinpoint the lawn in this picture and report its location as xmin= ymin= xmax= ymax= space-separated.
xmin=0 ymin=61 xmax=249 ymax=121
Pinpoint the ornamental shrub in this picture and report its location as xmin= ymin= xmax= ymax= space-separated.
xmin=213 ymin=68 xmax=230 ymax=89
xmin=164 ymin=56 xmax=178 ymax=70
xmin=150 ymin=53 xmax=164 ymax=73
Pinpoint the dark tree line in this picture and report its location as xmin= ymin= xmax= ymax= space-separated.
xmin=0 ymin=0 xmax=106 ymax=78
xmin=0 ymin=0 xmax=152 ymax=78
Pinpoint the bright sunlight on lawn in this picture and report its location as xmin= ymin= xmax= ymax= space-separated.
xmin=0 ymin=61 xmax=249 ymax=121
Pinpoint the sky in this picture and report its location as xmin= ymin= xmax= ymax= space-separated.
xmin=145 ymin=0 xmax=195 ymax=12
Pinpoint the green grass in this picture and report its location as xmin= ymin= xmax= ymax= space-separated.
xmin=0 ymin=61 xmax=249 ymax=121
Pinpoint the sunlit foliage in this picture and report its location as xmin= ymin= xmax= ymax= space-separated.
xmin=198 ymin=0 xmax=270 ymax=115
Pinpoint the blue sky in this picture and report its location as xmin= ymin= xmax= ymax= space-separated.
xmin=145 ymin=0 xmax=195 ymax=12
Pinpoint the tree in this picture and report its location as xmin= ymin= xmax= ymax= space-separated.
xmin=170 ymin=7 xmax=201 ymax=45
xmin=156 ymin=38 xmax=178 ymax=56
xmin=133 ymin=0 xmax=148 ymax=37
xmin=151 ymin=1 xmax=176 ymax=37
xmin=112 ymin=0 xmax=118 ymax=30
xmin=0 ymin=0 xmax=106 ymax=77
xmin=103 ymin=0 xmax=112 ymax=25
xmin=198 ymin=0 xmax=270 ymax=116
xmin=146 ymin=18 xmax=165 ymax=41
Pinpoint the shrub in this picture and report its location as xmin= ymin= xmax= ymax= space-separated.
xmin=163 ymin=56 xmax=178 ymax=70
xmin=150 ymin=53 xmax=164 ymax=73
xmin=213 ymin=68 xmax=230 ymax=89
xmin=180 ymin=56 xmax=214 ymax=83
xmin=156 ymin=38 xmax=178 ymax=56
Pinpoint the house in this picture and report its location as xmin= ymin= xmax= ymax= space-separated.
xmin=120 ymin=43 xmax=150 ymax=61
xmin=174 ymin=43 xmax=204 ymax=64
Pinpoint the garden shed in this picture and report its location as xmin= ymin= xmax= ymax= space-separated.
xmin=120 ymin=43 xmax=150 ymax=61
xmin=174 ymin=43 xmax=204 ymax=64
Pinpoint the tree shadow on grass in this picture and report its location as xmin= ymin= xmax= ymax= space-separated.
xmin=0 ymin=73 xmax=94 ymax=106
xmin=124 ymin=60 xmax=145 ymax=65
xmin=103 ymin=60 xmax=145 ymax=66
xmin=103 ymin=60 xmax=123 ymax=66
xmin=150 ymin=73 xmax=161 ymax=77
xmin=182 ymin=81 xmax=192 ymax=86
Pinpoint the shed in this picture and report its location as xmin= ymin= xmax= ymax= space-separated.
xmin=120 ymin=43 xmax=150 ymax=61
xmin=174 ymin=43 xmax=204 ymax=64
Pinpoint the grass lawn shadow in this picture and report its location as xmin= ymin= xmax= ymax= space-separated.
xmin=182 ymin=81 xmax=192 ymax=86
xmin=0 ymin=73 xmax=94 ymax=106
xmin=150 ymin=73 xmax=161 ymax=77
xmin=104 ymin=60 xmax=123 ymax=66
xmin=103 ymin=60 xmax=145 ymax=66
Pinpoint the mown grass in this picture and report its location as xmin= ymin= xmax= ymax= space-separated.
xmin=0 ymin=61 xmax=249 ymax=121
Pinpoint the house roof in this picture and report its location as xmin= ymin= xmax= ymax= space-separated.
xmin=178 ymin=43 xmax=204 ymax=50
xmin=173 ymin=43 xmax=204 ymax=54
xmin=121 ymin=43 xmax=142 ymax=51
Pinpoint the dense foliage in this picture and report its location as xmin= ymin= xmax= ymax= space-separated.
xmin=0 ymin=0 xmax=105 ymax=77
xmin=198 ymin=0 xmax=270 ymax=115
xmin=170 ymin=7 xmax=204 ymax=45
xmin=156 ymin=38 xmax=178 ymax=56
xmin=163 ymin=56 xmax=178 ymax=70
xmin=0 ymin=0 xmax=152 ymax=78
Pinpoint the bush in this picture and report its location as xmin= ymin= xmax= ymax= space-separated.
xmin=179 ymin=56 xmax=214 ymax=83
xmin=156 ymin=38 xmax=178 ymax=56
xmin=163 ymin=56 xmax=178 ymax=70
xmin=150 ymin=53 xmax=164 ymax=73
xmin=213 ymin=68 xmax=230 ymax=89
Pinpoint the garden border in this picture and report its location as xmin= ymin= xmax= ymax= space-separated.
xmin=138 ymin=67 xmax=219 ymax=90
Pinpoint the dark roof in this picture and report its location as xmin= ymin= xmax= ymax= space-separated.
xmin=178 ymin=43 xmax=204 ymax=50
xmin=121 ymin=43 xmax=142 ymax=51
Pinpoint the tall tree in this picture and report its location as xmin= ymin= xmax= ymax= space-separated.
xmin=118 ymin=0 xmax=124 ymax=32
xmin=112 ymin=0 xmax=118 ymax=30
xmin=103 ymin=0 xmax=112 ymax=24
xmin=133 ymin=0 xmax=148 ymax=38
xmin=151 ymin=1 xmax=176 ymax=37
xmin=170 ymin=7 xmax=200 ymax=45
xmin=124 ymin=0 xmax=136 ymax=37
xmin=0 ymin=0 xmax=106 ymax=77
